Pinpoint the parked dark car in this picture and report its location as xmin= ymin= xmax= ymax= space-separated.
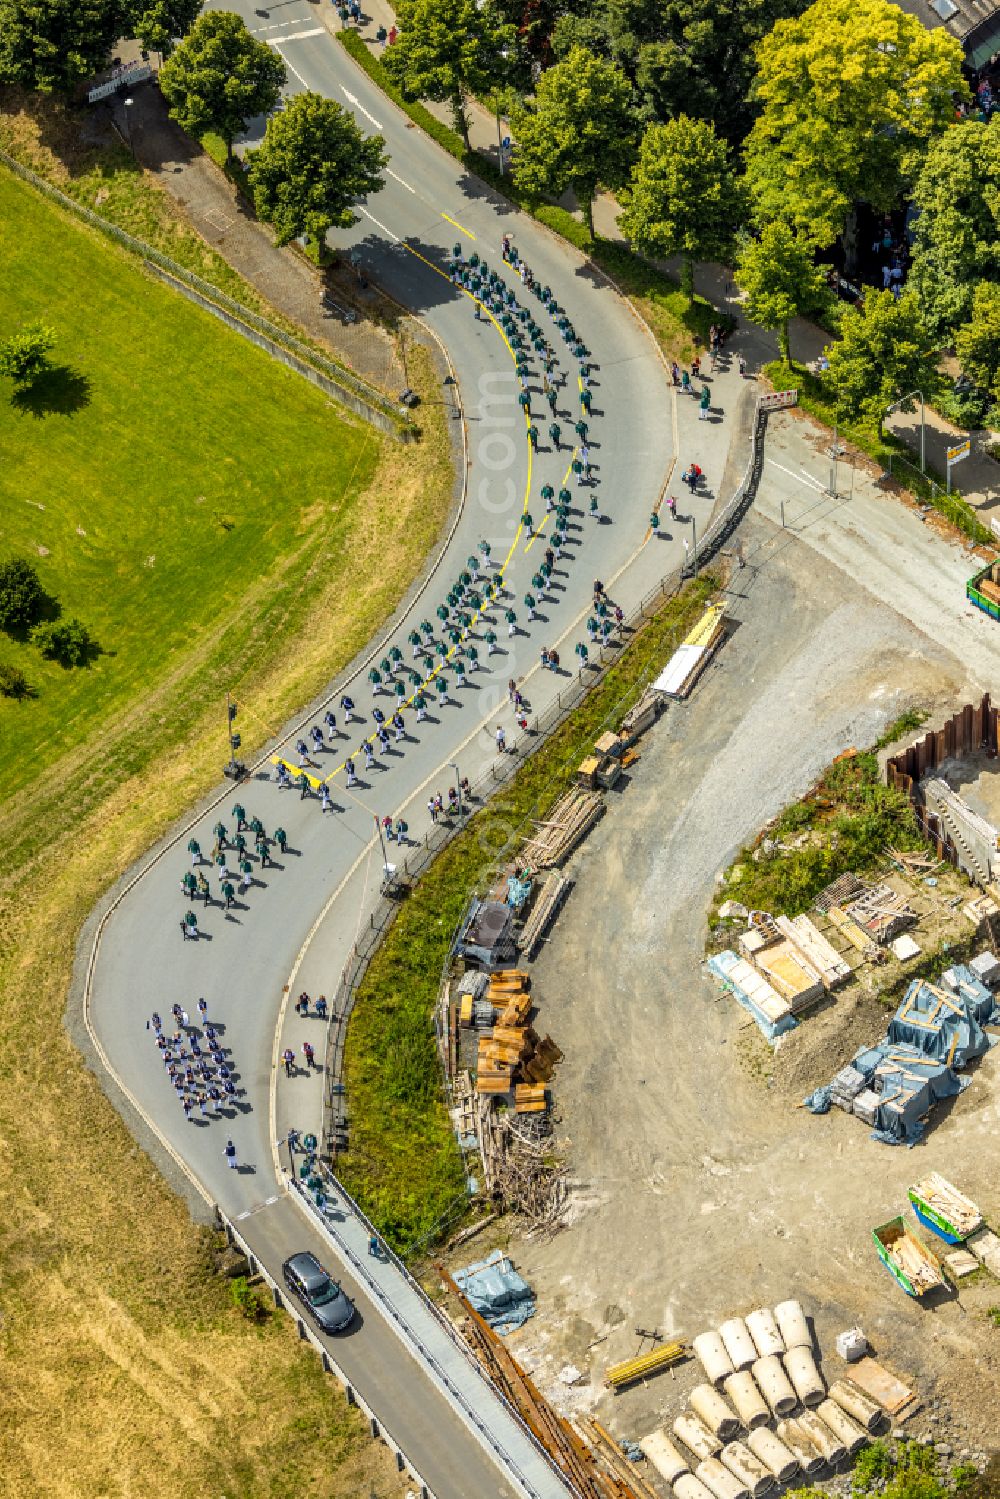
xmin=282 ymin=1252 xmax=354 ymax=1333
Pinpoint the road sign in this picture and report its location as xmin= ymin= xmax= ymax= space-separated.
xmin=946 ymin=439 xmax=971 ymax=465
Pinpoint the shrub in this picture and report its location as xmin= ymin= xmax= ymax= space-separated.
xmin=0 ymin=322 xmax=56 ymax=388
xmin=0 ymin=663 xmax=33 ymax=699
xmin=32 ymin=617 xmax=95 ymax=666
xmin=0 ymin=557 xmax=45 ymax=632
xmin=935 ymin=383 xmax=992 ymax=431
xmin=229 ymin=1275 xmax=270 ymax=1320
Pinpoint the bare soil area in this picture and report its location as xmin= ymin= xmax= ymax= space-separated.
xmin=489 ymin=516 xmax=999 ymax=1464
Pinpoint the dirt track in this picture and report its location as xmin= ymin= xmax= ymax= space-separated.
xmin=500 ymin=514 xmax=999 ymax=1462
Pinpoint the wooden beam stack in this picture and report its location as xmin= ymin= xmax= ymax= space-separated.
xmin=519 ymin=787 xmax=604 ymax=869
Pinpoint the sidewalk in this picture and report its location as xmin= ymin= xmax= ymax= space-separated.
xmin=116 ymin=81 xmax=406 ymax=392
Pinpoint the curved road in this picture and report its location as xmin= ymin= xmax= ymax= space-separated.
xmin=85 ymin=11 xmax=712 ymax=1496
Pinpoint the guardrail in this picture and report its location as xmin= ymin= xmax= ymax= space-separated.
xmin=285 ymin=1165 xmax=573 ymax=1496
xmin=219 ymin=1204 xmax=439 ymax=1498
xmin=321 ymin=398 xmax=776 ymax=1168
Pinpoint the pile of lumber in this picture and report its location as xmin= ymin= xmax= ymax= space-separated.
xmin=476 ymin=1095 xmax=567 ymax=1225
xmin=519 ymin=787 xmax=604 ymax=869
xmin=514 ymin=1083 xmax=548 ymax=1114
xmin=475 ymin=1025 xmax=563 ymax=1094
xmin=517 ymin=871 xmax=571 ymax=957
xmin=815 ymin=872 xmax=915 ymax=947
xmin=886 ymin=1233 xmax=942 ymax=1292
xmin=910 ymin=1172 xmax=982 ymax=1238
xmin=604 ymin=1341 xmax=688 ymax=1392
xmin=775 ymin=913 xmax=852 ymax=988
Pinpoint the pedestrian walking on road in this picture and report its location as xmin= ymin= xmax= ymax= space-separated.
xmin=222 ymin=880 xmax=236 ymax=909
xmin=299 ymin=772 xmax=311 ymax=801
xmin=182 ymin=911 xmax=198 ymax=940
xmin=324 ymin=709 xmax=337 ymax=741
xmin=240 ymin=859 xmax=253 ymax=891
xmin=188 ymin=838 xmax=202 ymax=866
xmin=549 ymin=422 xmax=561 ymax=449
xmin=232 ymin=803 xmax=246 ymax=831
xmin=282 ymin=1048 xmax=295 ymax=1078
xmin=224 ymin=1139 xmax=237 ymax=1169
xmin=320 ymin=784 xmax=332 ymax=814
xmin=274 ymin=826 xmax=288 ymax=854
xmin=340 ymin=694 xmax=355 ymax=722
xmin=496 ymin=725 xmax=507 ymax=753
xmin=303 ymin=1040 xmax=316 ymax=1069
xmin=315 ymin=996 xmax=328 ymax=1020
xmin=699 ymin=386 xmax=711 ymax=421
xmin=197 ymin=997 xmax=208 ymax=1023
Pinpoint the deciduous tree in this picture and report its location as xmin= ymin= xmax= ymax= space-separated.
xmin=383 ymin=0 xmax=514 ymax=148
xmin=955 ymin=282 xmax=1000 ymax=405
xmin=0 ymin=322 xmax=56 ymax=387
xmin=0 ymin=558 xmax=45 ymax=634
xmin=744 ymin=0 xmax=967 ymax=249
xmin=0 ymin=0 xmax=120 ymax=93
xmin=247 ymin=92 xmax=387 ymax=248
xmin=825 ymin=289 xmax=938 ymax=430
xmin=511 ymin=46 xmax=634 ymax=234
xmin=126 ymin=0 xmax=201 ymax=56
xmin=617 ymin=116 xmax=740 ymax=299
xmin=159 ymin=11 xmax=286 ymax=164
xmin=908 ymin=118 xmax=1000 ymax=340
xmin=735 ymin=222 xmax=828 ymax=361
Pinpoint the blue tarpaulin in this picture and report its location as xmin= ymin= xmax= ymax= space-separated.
xmin=707 ymin=950 xmax=798 ymax=1043
xmin=454 ymin=1249 xmax=535 ymax=1333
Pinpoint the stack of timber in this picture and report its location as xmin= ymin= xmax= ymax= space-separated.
xmin=739 ymin=928 xmax=824 ymax=1014
xmin=515 ymin=1083 xmax=549 ymax=1114
xmin=475 ymin=1026 xmax=563 ymax=1095
xmin=443 ymin=1271 xmax=641 ymax=1499
xmin=520 ymin=787 xmax=604 ymax=869
xmin=908 ymin=1172 xmax=983 ymax=1242
xmin=815 ymin=873 xmax=915 ymax=948
xmin=449 ymin=1071 xmax=477 ymax=1143
xmin=873 ymin=1217 xmax=946 ymax=1296
xmin=620 ymin=689 xmax=660 ymax=744
xmin=774 ymin=914 xmax=852 ymax=988
xmin=517 ymin=870 xmax=572 ymax=958
xmin=652 ymin=603 xmax=727 ymax=699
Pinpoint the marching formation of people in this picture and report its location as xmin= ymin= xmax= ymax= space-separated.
xmin=148 ymin=999 xmax=242 ymax=1123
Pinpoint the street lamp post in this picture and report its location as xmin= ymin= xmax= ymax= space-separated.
xmin=886 ymin=390 xmax=925 ymax=474
xmin=123 ymin=97 xmax=135 ymax=158
xmin=373 ymin=812 xmax=390 ymax=879
xmin=691 ymin=515 xmax=698 ymax=571
xmin=449 ymin=761 xmax=462 ymax=818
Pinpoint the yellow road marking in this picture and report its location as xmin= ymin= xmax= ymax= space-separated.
xmin=441 ymin=212 xmax=476 ymax=240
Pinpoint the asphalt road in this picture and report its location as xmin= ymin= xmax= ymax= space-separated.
xmin=84 ymin=12 xmax=698 ymax=1495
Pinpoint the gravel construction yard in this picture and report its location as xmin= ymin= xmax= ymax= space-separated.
xmin=498 ymin=511 xmax=1000 ymax=1462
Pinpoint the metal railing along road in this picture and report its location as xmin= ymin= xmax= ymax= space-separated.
xmin=320 ymin=397 xmax=777 ymax=1161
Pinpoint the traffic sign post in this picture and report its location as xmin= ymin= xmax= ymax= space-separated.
xmin=946 ymin=438 xmax=970 ymax=494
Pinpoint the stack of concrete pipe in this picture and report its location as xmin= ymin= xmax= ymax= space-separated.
xmin=665 ymin=1298 xmax=885 ymax=1496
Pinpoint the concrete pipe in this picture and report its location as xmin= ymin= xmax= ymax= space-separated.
xmin=776 ymin=1420 xmax=824 ymax=1476
xmin=783 ymin=1345 xmax=825 ymax=1407
xmin=773 ymin=1299 xmax=811 ymax=1351
xmin=690 ymin=1384 xmax=741 ymax=1443
xmin=745 ymin=1308 xmax=785 ymax=1359
xmin=641 ymin=1432 xmax=691 ymax=1485
xmin=751 ymin=1355 xmax=797 ymax=1418
xmin=723 ymin=1371 xmax=771 ymax=1431
xmin=674 ymin=1474 xmax=717 ymax=1499
xmin=816 ymin=1399 xmax=869 ymax=1457
xmin=696 ymin=1457 xmax=751 ymax=1499
xmin=694 ymin=1331 xmax=737 ymax=1388
xmin=797 ymin=1410 xmax=847 ymax=1466
xmin=674 ymin=1413 xmax=723 ymax=1462
xmin=720 ymin=1440 xmax=776 ymax=1498
xmin=719 ymin=1317 xmax=758 ymax=1372
xmin=746 ymin=1427 xmax=800 ymax=1483
xmin=828 ymin=1379 xmax=884 ymax=1433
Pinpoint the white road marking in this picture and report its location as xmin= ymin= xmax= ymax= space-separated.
xmin=341 ymin=87 xmax=383 ymax=130
xmin=358 ymin=207 xmax=401 ymax=243
xmin=387 ymin=168 xmax=415 ymax=193
xmin=766 ymin=457 xmax=827 ymax=493
xmin=235 ymin=1193 xmax=281 ymax=1221
xmin=273 ymin=45 xmax=308 ymax=88
xmin=265 ymin=26 xmax=324 ymax=43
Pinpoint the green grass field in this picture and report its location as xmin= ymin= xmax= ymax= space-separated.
xmin=0 ymin=166 xmax=377 ymax=804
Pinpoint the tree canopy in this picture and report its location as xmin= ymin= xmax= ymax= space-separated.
xmin=735 ymin=222 xmax=828 ymax=361
xmin=825 ymin=289 xmax=938 ymax=429
xmin=127 ymin=0 xmax=201 ymax=56
xmin=383 ymin=0 xmax=515 ymax=147
xmin=955 ymin=282 xmax=1000 ymax=406
xmin=0 ymin=0 xmax=122 ymax=93
xmin=0 ymin=322 xmax=56 ymax=387
xmin=247 ymin=91 xmax=387 ymax=247
xmin=511 ymin=46 xmax=634 ymax=233
xmin=744 ymin=0 xmax=967 ymax=249
xmin=908 ymin=118 xmax=1000 ymax=341
xmin=550 ymin=0 xmax=810 ymax=144
xmin=159 ymin=11 xmax=286 ymax=162
xmin=618 ymin=117 xmax=740 ymax=297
